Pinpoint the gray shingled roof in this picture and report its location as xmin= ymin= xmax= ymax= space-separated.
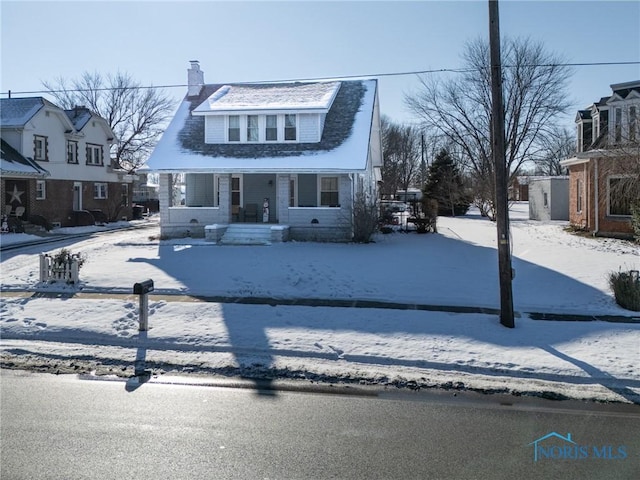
xmin=178 ymin=81 xmax=366 ymax=158
xmin=0 ymin=139 xmax=50 ymax=177
xmin=0 ymin=97 xmax=53 ymax=127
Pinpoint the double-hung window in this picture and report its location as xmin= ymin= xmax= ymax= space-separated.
xmin=36 ymin=180 xmax=46 ymax=200
xmin=94 ymin=183 xmax=108 ymax=200
xmin=320 ymin=176 xmax=339 ymax=206
xmin=614 ymin=107 xmax=622 ymax=143
xmin=34 ymin=135 xmax=48 ymax=161
xmin=121 ymin=184 xmax=129 ymax=207
xmin=67 ymin=140 xmax=78 ymax=163
xmin=266 ymin=115 xmax=278 ymax=141
xmin=576 ymin=178 xmax=583 ymax=213
xmin=284 ymin=114 xmax=297 ymax=141
xmin=247 ymin=115 xmax=259 ymax=142
xmin=87 ymin=144 xmax=103 ymax=165
xmin=228 ymin=115 xmax=240 ymax=142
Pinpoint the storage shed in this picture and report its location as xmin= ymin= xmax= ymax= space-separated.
xmin=528 ymin=176 xmax=569 ymax=221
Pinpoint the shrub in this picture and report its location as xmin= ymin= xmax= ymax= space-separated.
xmin=608 ymin=269 xmax=640 ymax=311
xmin=352 ymin=193 xmax=379 ymax=243
xmin=53 ymin=248 xmax=87 ymax=271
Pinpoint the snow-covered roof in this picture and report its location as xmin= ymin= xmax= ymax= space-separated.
xmin=144 ymin=79 xmax=377 ymax=174
xmin=64 ymin=106 xmax=93 ymax=131
xmin=192 ymin=81 xmax=341 ymax=114
xmin=0 ymin=97 xmax=54 ymax=127
xmin=0 ymin=139 xmax=50 ymax=177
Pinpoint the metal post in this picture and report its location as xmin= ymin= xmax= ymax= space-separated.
xmin=489 ymin=0 xmax=515 ymax=328
xmin=139 ymin=293 xmax=149 ymax=331
xmin=133 ymin=279 xmax=154 ymax=331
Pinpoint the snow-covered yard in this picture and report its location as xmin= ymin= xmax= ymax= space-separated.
xmin=1 ymin=203 xmax=639 ymax=403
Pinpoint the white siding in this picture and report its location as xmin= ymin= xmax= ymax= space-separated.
xmin=15 ymin=109 xmax=121 ymax=183
xmin=298 ymin=113 xmax=320 ymax=142
xmin=205 ymin=115 xmax=225 ymax=143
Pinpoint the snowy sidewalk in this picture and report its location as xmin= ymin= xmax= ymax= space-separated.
xmin=1 ymin=290 xmax=639 ymax=404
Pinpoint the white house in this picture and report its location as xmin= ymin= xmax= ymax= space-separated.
xmin=1 ymin=98 xmax=134 ymax=227
xmin=143 ymin=61 xmax=383 ymax=242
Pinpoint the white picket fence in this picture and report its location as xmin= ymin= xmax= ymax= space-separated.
xmin=39 ymin=253 xmax=80 ymax=284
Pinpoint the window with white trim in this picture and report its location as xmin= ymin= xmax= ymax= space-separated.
xmin=247 ymin=115 xmax=259 ymax=142
xmin=266 ymin=115 xmax=278 ymax=141
xmin=94 ymin=183 xmax=108 ymax=199
xmin=614 ymin=107 xmax=622 ymax=143
xmin=228 ymin=115 xmax=240 ymax=142
xmin=86 ymin=144 xmax=103 ymax=166
xmin=284 ymin=114 xmax=297 ymax=141
xmin=67 ymin=140 xmax=78 ymax=163
xmin=320 ymin=176 xmax=339 ymax=206
xmin=36 ymin=180 xmax=46 ymax=200
xmin=576 ymin=178 xmax=583 ymax=213
xmin=608 ymin=177 xmax=631 ymax=216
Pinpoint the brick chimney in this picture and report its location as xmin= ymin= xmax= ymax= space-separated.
xmin=187 ymin=60 xmax=204 ymax=97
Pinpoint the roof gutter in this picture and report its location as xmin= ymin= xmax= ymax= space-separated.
xmin=594 ymin=157 xmax=599 ymax=236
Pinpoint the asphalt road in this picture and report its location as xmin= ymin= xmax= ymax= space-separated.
xmin=1 ymin=371 xmax=639 ymax=480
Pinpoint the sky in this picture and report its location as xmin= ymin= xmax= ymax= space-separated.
xmin=1 ymin=0 xmax=639 ymax=128
xmin=1 ymin=203 xmax=639 ymax=403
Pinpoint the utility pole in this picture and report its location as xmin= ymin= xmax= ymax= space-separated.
xmin=488 ymin=0 xmax=515 ymax=328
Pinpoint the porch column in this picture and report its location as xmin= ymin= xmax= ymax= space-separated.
xmin=219 ymin=174 xmax=231 ymax=222
xmin=277 ymin=175 xmax=290 ymax=223
xmin=158 ymin=173 xmax=173 ymax=226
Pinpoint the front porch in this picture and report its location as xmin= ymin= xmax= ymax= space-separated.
xmin=158 ymin=172 xmax=355 ymax=241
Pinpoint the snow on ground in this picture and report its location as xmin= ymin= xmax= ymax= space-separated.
xmin=1 ymin=203 xmax=639 ymax=403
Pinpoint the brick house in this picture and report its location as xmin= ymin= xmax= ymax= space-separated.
xmin=1 ymin=98 xmax=134 ymax=227
xmin=560 ymin=80 xmax=639 ymax=238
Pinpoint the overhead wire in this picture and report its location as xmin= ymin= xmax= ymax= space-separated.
xmin=1 ymin=61 xmax=639 ymax=97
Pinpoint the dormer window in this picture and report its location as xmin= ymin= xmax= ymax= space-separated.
xmin=247 ymin=115 xmax=259 ymax=142
xmin=266 ymin=115 xmax=278 ymax=141
xmin=228 ymin=115 xmax=240 ymax=142
xmin=284 ymin=114 xmax=297 ymax=141
xmin=614 ymin=107 xmax=622 ymax=143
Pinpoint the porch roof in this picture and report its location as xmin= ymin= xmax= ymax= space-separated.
xmin=143 ymin=79 xmax=377 ymax=174
xmin=0 ymin=139 xmax=50 ymax=177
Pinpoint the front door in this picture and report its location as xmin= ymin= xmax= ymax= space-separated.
xmin=73 ymin=182 xmax=82 ymax=211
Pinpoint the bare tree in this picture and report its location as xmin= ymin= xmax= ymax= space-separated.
xmin=43 ymin=72 xmax=175 ymax=172
xmin=533 ymin=127 xmax=574 ymax=176
xmin=380 ymin=116 xmax=422 ymax=198
xmin=405 ymin=36 xmax=572 ymax=219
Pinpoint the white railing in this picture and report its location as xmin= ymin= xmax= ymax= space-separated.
xmin=39 ymin=253 xmax=80 ymax=284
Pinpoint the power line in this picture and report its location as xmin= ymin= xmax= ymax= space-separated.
xmin=2 ymin=61 xmax=638 ymax=97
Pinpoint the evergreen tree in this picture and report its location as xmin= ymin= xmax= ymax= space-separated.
xmin=423 ymin=149 xmax=471 ymax=216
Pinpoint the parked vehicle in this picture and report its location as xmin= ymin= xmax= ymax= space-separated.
xmin=380 ymin=200 xmax=409 ymax=227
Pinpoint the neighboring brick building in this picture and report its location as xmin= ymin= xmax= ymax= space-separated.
xmin=1 ymin=98 xmax=134 ymax=227
xmin=560 ymin=80 xmax=639 ymax=238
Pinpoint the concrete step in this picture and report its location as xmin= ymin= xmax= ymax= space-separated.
xmin=220 ymin=224 xmax=272 ymax=245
